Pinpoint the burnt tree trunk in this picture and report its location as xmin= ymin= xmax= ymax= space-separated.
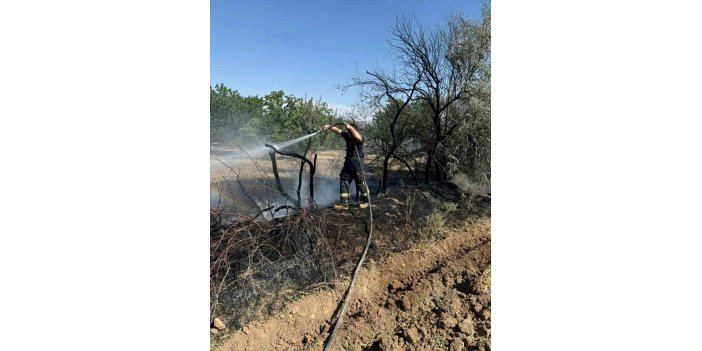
xmin=309 ymin=154 xmax=317 ymax=208
xmin=297 ymin=139 xmax=313 ymax=206
xmin=268 ymin=151 xmax=298 ymax=206
xmin=424 ymin=146 xmax=434 ymax=184
xmin=266 ymin=144 xmax=316 ymax=209
xmin=379 ymin=154 xmax=391 ymax=193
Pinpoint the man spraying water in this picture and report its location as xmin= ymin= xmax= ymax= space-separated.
xmin=320 ymin=122 xmax=369 ymax=210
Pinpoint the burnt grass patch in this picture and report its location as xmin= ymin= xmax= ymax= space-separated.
xmin=210 ymin=181 xmax=490 ymax=332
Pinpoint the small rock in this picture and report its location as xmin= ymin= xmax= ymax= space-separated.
xmin=389 ymin=279 xmax=405 ymax=291
xmin=398 ymin=296 xmax=412 ymax=311
xmin=404 ymin=327 xmax=421 ymax=344
xmin=448 ymin=296 xmax=463 ymax=312
xmin=438 ymin=316 xmax=458 ymax=329
xmin=462 ymin=336 xmax=475 ymax=348
xmin=212 ymin=318 xmax=225 ymax=330
xmin=477 ymin=323 xmax=490 ymax=337
xmin=436 ymin=305 xmax=451 ymax=316
xmin=450 ymin=338 xmax=465 ymax=351
xmin=443 ymin=274 xmax=454 ymax=287
xmin=385 ymin=299 xmax=394 ymax=308
xmin=473 ymin=303 xmax=483 ymax=313
xmin=480 ymin=310 xmax=491 ymax=321
xmin=379 ymin=335 xmax=404 ymax=351
xmin=457 ymin=318 xmax=475 ymax=335
xmin=210 ymin=328 xmax=218 ymax=335
xmin=242 ymin=326 xmax=251 ymax=335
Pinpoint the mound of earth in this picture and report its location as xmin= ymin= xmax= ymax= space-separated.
xmin=215 ymin=216 xmax=491 ymax=351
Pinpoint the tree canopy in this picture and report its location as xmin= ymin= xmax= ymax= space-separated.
xmin=210 ymin=85 xmax=339 ymax=148
xmin=211 ymin=2 xmax=490 ymax=185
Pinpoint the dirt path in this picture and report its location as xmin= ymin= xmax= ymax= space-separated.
xmin=216 ymin=217 xmax=491 ymax=351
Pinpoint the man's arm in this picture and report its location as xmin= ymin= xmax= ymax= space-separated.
xmin=321 ymin=124 xmax=343 ymax=135
xmin=346 ymin=124 xmax=363 ymax=142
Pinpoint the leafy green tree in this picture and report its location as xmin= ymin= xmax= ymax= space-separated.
xmin=390 ymin=8 xmax=490 ymax=182
xmin=210 ymin=85 xmax=338 ymax=145
xmin=355 ymin=1 xmax=491 ymax=185
xmin=210 ymin=84 xmax=264 ymax=145
xmin=440 ymin=2 xmax=491 ymax=182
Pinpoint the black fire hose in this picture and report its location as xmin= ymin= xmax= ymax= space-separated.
xmin=323 ymin=145 xmax=373 ymax=351
xmin=264 ymin=143 xmax=314 ymax=169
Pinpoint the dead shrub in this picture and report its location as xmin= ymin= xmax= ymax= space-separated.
xmin=441 ymin=201 xmax=458 ymax=213
xmin=403 ymin=190 xmax=416 ymax=228
xmin=419 ymin=210 xmax=446 ymax=240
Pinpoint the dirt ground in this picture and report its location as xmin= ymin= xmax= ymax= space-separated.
xmin=210 ymin=146 xmax=491 ymax=350
xmin=213 ymin=216 xmax=491 ymax=351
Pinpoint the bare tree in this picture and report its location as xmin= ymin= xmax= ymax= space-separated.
xmin=352 ymin=69 xmax=422 ymax=192
xmin=389 ymin=7 xmax=490 ymax=182
xmin=348 ymin=5 xmax=490 ymax=187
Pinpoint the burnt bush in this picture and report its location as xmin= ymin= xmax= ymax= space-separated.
xmin=210 ymin=207 xmax=366 ymax=329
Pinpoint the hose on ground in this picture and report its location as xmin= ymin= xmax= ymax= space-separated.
xmin=323 ymin=145 xmax=373 ymax=351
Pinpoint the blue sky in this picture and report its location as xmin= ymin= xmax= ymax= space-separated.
xmin=211 ymin=0 xmax=484 ymax=110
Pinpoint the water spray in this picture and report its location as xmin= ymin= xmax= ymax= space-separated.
xmin=267 ymin=122 xmax=345 ymax=151
xmin=260 ymin=123 xmax=347 ymax=209
xmin=271 ymin=131 xmax=321 ymax=150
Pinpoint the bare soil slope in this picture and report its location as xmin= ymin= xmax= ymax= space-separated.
xmin=216 ymin=217 xmax=491 ymax=351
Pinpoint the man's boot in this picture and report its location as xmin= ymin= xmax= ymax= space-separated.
xmin=334 ymin=203 xmax=349 ymax=210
